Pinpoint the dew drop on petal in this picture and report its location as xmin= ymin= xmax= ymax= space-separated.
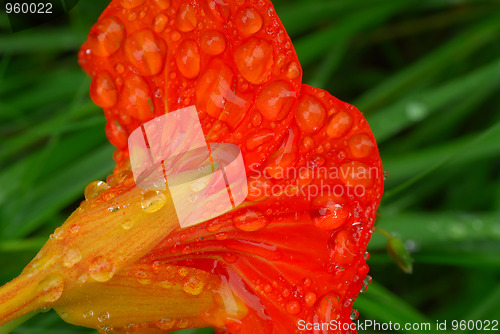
xmin=182 ymin=276 xmax=205 ymax=295
xmin=178 ymin=318 xmax=189 ymax=328
xmin=295 ymin=94 xmax=326 ymax=134
xmin=97 ymin=311 xmax=110 ymax=323
xmin=87 ymin=17 xmax=124 ymax=57
xmin=124 ymin=29 xmax=165 ymax=76
xmin=286 ymin=300 xmax=301 ymax=315
xmin=326 ymin=111 xmax=353 ymax=138
xmin=122 ymin=74 xmax=153 ymax=122
xmin=350 ymin=308 xmax=359 ymax=320
xmin=304 ymin=292 xmax=317 ymax=308
xmin=348 ymin=133 xmax=374 ymax=158
xmin=233 ymin=209 xmax=268 ymax=231
xmin=63 ymin=248 xmax=82 ymax=268
xmin=105 ymin=120 xmax=128 ymax=149
xmin=176 ymin=39 xmax=201 ymax=79
xmin=83 ymin=310 xmax=94 ymax=319
xmin=38 ymin=274 xmax=64 ymax=303
xmin=153 ymin=0 xmax=170 ymax=10
xmin=153 ymin=14 xmax=168 ymax=33
xmin=135 ymin=270 xmax=152 ymax=284
xmin=246 ymin=129 xmax=274 ymax=151
xmin=286 ymin=61 xmax=300 ymax=79
xmin=256 ymin=81 xmax=296 ymax=121
xmin=141 ymin=190 xmax=167 ymax=213
xmin=206 ymin=0 xmax=229 ymax=21
xmin=84 ymin=181 xmax=110 ymax=200
xmin=200 ymin=30 xmax=226 ymax=55
xmin=178 ymin=267 xmax=189 ymax=277
xmin=158 ymin=318 xmax=175 ymax=329
xmin=176 ymin=3 xmax=197 ymax=32
xmin=89 ymin=256 xmax=115 ymax=282
xmin=121 ymin=218 xmax=135 ymax=230
xmin=195 ymin=61 xmax=234 ymax=119
xmin=234 ymin=38 xmax=273 ymax=85
xmin=235 ymin=6 xmax=263 ymax=36
xmin=312 ymin=195 xmax=349 ymax=230
xmin=90 ymin=72 xmax=117 ymax=108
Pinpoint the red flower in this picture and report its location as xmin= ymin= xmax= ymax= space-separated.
xmin=0 ymin=0 xmax=383 ymax=333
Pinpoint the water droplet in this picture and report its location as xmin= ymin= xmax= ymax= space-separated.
xmin=89 ymin=256 xmax=115 ymax=282
xmin=233 ymin=209 xmax=268 ymax=231
xmin=286 ymin=61 xmax=300 ymax=79
xmin=121 ymin=218 xmax=135 ymax=230
xmin=215 ymin=232 xmax=228 ymax=240
xmin=97 ymin=311 xmax=110 ymax=323
xmin=326 ymin=111 xmax=353 ymax=138
xmin=330 ymin=229 xmax=356 ymax=265
xmin=115 ymin=64 xmax=125 ymax=74
xmin=122 ymin=74 xmax=153 ymax=122
xmin=300 ymin=136 xmax=314 ymax=152
xmin=38 ymin=274 xmax=64 ymax=303
xmin=256 ymin=81 xmax=296 ymax=121
xmin=384 ymin=171 xmax=389 ymax=180
xmin=295 ymin=94 xmax=326 ymax=134
xmin=286 ymin=300 xmax=301 ymax=315
xmin=176 ymin=3 xmax=197 ymax=32
xmin=106 ymin=119 xmax=129 ymax=150
xmin=245 ymin=129 xmax=274 ymax=151
xmin=182 ymin=276 xmax=205 ymax=295
xmin=178 ymin=318 xmax=189 ymax=328
xmin=87 ymin=17 xmax=125 ymax=57
xmin=304 ymin=292 xmax=316 ymax=308
xmin=348 ymin=133 xmax=374 ymax=158
xmin=196 ymin=60 xmax=234 ymax=119
xmin=312 ymin=195 xmax=349 ymax=230
xmin=206 ymin=219 xmax=224 ymax=232
xmin=141 ymin=190 xmax=167 ymax=213
xmin=364 ymin=275 xmax=372 ymax=285
xmin=178 ymin=267 xmax=189 ymax=277
xmin=200 ymin=30 xmax=226 ymax=55
xmin=63 ymin=248 xmax=82 ymax=268
xmin=83 ymin=310 xmax=94 ymax=319
xmin=50 ymin=227 xmax=65 ymax=240
xmin=78 ymin=274 xmax=88 ymax=284
xmin=234 ymin=38 xmax=273 ymax=85
xmin=235 ymin=6 xmax=263 ymax=36
xmin=90 ymin=72 xmax=117 ymax=108
xmin=120 ymin=0 xmax=144 ymax=8
xmin=350 ymin=308 xmax=359 ymax=320
xmin=176 ymin=39 xmax=200 ymax=79
xmin=251 ymin=111 xmax=262 ymax=126
xmin=153 ymin=0 xmax=170 ymax=10
xmin=206 ymin=0 xmax=229 ymax=21
xmin=124 ymin=29 xmax=165 ymax=76
xmin=84 ymin=181 xmax=110 ymax=200
xmin=153 ymin=14 xmax=168 ymax=33
xmin=135 ymin=270 xmax=152 ymax=284
xmin=364 ymin=251 xmax=370 ymax=260
xmin=158 ymin=318 xmax=175 ymax=329
xmin=170 ymin=30 xmax=181 ymax=42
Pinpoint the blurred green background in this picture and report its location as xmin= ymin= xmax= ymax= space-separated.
xmin=1 ymin=0 xmax=499 ymax=333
